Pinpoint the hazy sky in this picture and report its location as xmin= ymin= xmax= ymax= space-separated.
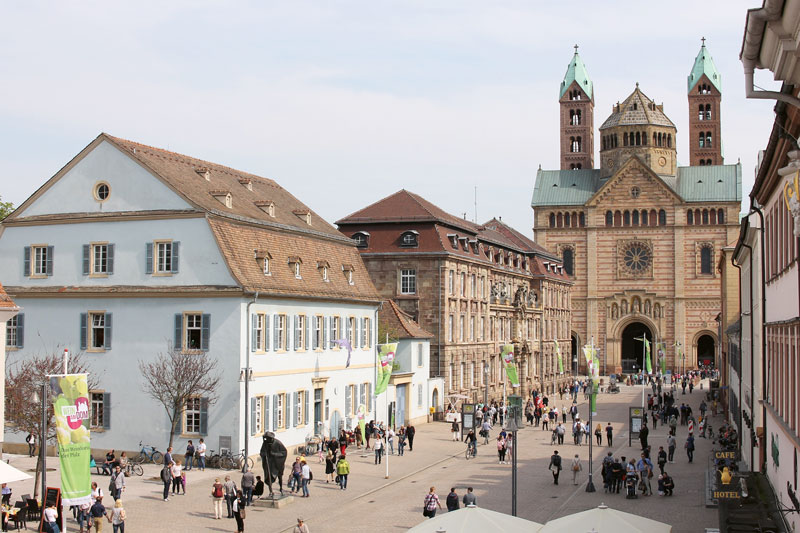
xmin=0 ymin=1 xmax=779 ymax=236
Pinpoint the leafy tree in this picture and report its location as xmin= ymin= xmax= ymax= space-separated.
xmin=0 ymin=196 xmax=14 ymax=220
xmin=138 ymin=344 xmax=222 ymax=448
xmin=5 ymin=350 xmax=97 ymax=498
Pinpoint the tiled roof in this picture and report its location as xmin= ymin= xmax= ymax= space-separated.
xmin=675 ymin=164 xmax=742 ymax=202
xmin=481 ymin=217 xmax=552 ymax=256
xmin=0 ymin=284 xmax=19 ymax=309
xmin=600 ymin=86 xmax=675 ymax=129
xmin=531 ymin=169 xmax=605 ymax=206
xmin=379 ymin=300 xmax=433 ymax=339
xmin=209 ymin=218 xmax=381 ymax=303
xmin=103 ymin=135 xmax=348 ymax=242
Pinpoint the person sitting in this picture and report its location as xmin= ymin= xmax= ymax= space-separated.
xmin=102 ymin=450 xmax=116 ymax=475
xmin=253 ymin=476 xmax=264 ymax=500
xmin=662 ymin=472 xmax=674 ymax=496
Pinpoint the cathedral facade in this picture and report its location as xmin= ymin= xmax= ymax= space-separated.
xmin=532 ymin=42 xmax=741 ymax=374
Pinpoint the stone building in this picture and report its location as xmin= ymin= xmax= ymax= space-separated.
xmin=337 ymin=190 xmax=572 ymax=401
xmin=532 ymin=42 xmax=741 ymax=374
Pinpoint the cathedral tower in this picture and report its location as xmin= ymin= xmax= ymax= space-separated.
xmin=559 ymin=46 xmax=594 ymax=170
xmin=687 ymin=38 xmax=723 ymax=166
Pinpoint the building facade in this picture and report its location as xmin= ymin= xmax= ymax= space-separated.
xmin=337 ymin=190 xmax=572 ymax=403
xmin=532 ymin=43 xmax=741 ymax=375
xmin=0 ymin=134 xmax=387 ymax=456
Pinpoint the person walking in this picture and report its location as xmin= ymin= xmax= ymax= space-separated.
xmin=106 ymin=499 xmax=126 ymax=533
xmin=571 ymin=454 xmax=583 ymax=485
xmin=373 ymin=436 xmax=383 ymax=464
xmin=686 ymin=433 xmax=695 ymax=463
xmin=160 ymin=463 xmax=172 ymax=502
xmin=89 ymin=497 xmax=106 ymax=533
xmin=548 ymin=450 xmax=563 ymax=485
xmin=170 ymin=460 xmax=183 ymax=496
xmin=44 ymin=503 xmax=61 ymax=533
xmin=232 ymin=489 xmax=245 ymax=533
xmin=606 ymin=423 xmax=614 ymax=447
xmin=667 ymin=433 xmax=676 ymax=463
xmin=184 ymin=440 xmax=195 ymax=471
xmin=445 ymin=488 xmax=459 ymax=512
xmin=223 ymin=475 xmax=238 ymax=518
xmin=211 ymin=478 xmax=224 ymax=519
xmin=423 ymin=487 xmax=442 ymax=518
xmin=300 ymin=459 xmax=311 ymax=498
xmin=556 ymin=423 xmax=565 ymax=445
xmin=496 ymin=435 xmax=507 ymax=464
xmin=639 ymin=423 xmax=649 ymax=450
xmin=241 ymin=467 xmax=255 ymax=506
xmin=595 ymin=424 xmax=603 ymax=446
xmin=197 ymin=438 xmax=207 ymax=470
xmin=293 ymin=518 xmax=310 ymax=533
xmin=406 ymin=425 xmax=416 ymax=451
xmin=112 ymin=465 xmax=126 ymax=501
xmin=398 ymin=428 xmax=407 ymax=456
xmin=163 ymin=446 xmax=174 ymax=468
xmin=26 ymin=433 xmax=35 ymax=458
xmin=325 ymin=451 xmax=336 ymax=483
xmin=637 ymin=453 xmax=653 ymax=496
xmin=336 ymin=455 xmax=350 ymax=490
xmin=289 ymin=457 xmax=302 ymax=492
xmin=462 ymin=487 xmax=477 ymax=506
xmin=387 ymin=428 xmax=395 ymax=455
xmin=451 ymin=419 xmax=460 ymax=441
xmin=657 ymin=446 xmax=667 ymax=474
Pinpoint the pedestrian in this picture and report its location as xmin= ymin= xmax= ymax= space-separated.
xmin=605 ymin=422 xmax=614 ymax=447
xmin=639 ymin=423 xmax=649 ymax=450
xmin=548 ymin=450 xmax=562 ymax=485
xmin=211 ymin=478 xmax=224 ymax=519
xmin=374 ymin=435 xmax=383 ymax=464
xmin=423 ymin=487 xmax=442 ymax=518
xmin=387 ymin=428 xmax=395 ymax=455
xmin=406 ymin=425 xmax=416 ymax=451
xmin=163 ymin=446 xmax=174 ymax=468
xmin=667 ymin=433 xmax=676 ymax=463
xmin=241 ymin=467 xmax=255 ymax=506
xmin=160 ymin=463 xmax=172 ymax=502
xmin=662 ymin=471 xmax=675 ymax=495
xmin=105 ymin=499 xmax=126 ymax=533
xmin=637 ymin=453 xmax=653 ymax=495
xmin=451 ymin=419 xmax=460 ymax=441
xmin=112 ymin=465 xmax=126 ymax=501
xmin=197 ymin=438 xmax=207 ymax=470
xmin=595 ymin=424 xmax=602 ymax=446
xmin=571 ymin=454 xmax=582 ymax=485
xmin=232 ymin=489 xmax=245 ymax=533
xmin=325 ymin=451 xmax=336 ymax=483
xmin=77 ymin=501 xmax=91 ymax=533
xmin=336 ymin=455 xmax=350 ymax=490
xmin=398 ymin=429 xmax=407 ymax=456
xmin=496 ymin=435 xmax=507 ymax=464
xmin=462 ymin=486 xmax=477 ymax=506
xmin=26 ymin=433 xmax=36 ymax=457
xmin=556 ymin=423 xmax=565 ymax=445
xmin=611 ymin=457 xmax=624 ymax=494
xmin=446 ymin=487 xmax=459 ymax=512
xmin=657 ymin=446 xmax=667 ymax=474
xmin=90 ymin=496 xmax=106 ymax=533
xmin=223 ymin=475 xmax=238 ymax=518
xmin=45 ymin=502 xmax=61 ymax=533
xmin=300 ymin=458 xmax=311 ymax=498
xmin=0 ymin=484 xmax=10 ymax=507
xmin=253 ymin=476 xmax=264 ymax=500
xmin=170 ymin=460 xmax=183 ymax=495
xmin=289 ymin=457 xmax=302 ymax=492
xmin=184 ymin=440 xmax=195 ymax=471
xmin=685 ymin=433 xmax=695 ymax=463
xmin=293 ymin=517 xmax=310 ymax=533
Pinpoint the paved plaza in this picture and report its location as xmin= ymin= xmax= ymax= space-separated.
xmin=3 ymin=379 xmax=719 ymax=532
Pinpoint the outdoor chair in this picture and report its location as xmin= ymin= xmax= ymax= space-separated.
xmin=23 ymin=501 xmax=38 ymax=522
xmin=9 ymin=508 xmax=25 ymax=530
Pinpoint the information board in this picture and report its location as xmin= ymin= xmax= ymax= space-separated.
xmin=38 ymin=487 xmax=61 ymax=533
xmin=629 ymin=407 xmax=645 ymax=446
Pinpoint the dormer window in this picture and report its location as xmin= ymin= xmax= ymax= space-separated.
xmin=469 ymin=240 xmax=479 ymax=253
xmin=255 ymin=201 xmax=275 ymax=217
xmin=317 ymin=261 xmax=330 ymax=282
xmin=352 ymin=232 xmax=370 ymax=249
xmin=400 ymin=230 xmax=419 ymax=247
xmin=238 ymin=178 xmax=253 ymax=191
xmin=195 ymin=167 xmax=210 ymax=181
xmin=458 ymin=236 xmax=468 ymax=251
xmin=210 ymin=190 xmax=232 ymax=208
xmin=447 ymin=234 xmax=458 ymax=248
xmin=254 ymin=250 xmax=272 ymax=276
xmin=342 ymin=264 xmax=355 ymax=285
xmin=288 ymin=256 xmax=302 ymax=279
xmin=293 ymin=210 xmax=312 ymax=225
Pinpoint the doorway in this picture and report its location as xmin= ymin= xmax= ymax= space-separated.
xmin=313 ymin=388 xmax=323 ymax=436
xmin=329 ymin=410 xmax=341 ymax=439
xmin=571 ymin=333 xmax=579 ymax=374
xmin=697 ymin=335 xmax=716 ymax=367
xmin=621 ymin=322 xmax=652 ymax=374
xmin=395 ymin=385 xmax=407 ymax=428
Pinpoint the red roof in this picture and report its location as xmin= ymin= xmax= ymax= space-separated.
xmin=379 ymin=300 xmax=433 ymax=339
xmin=0 ymin=283 xmax=19 ymax=309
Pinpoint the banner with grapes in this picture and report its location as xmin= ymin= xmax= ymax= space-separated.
xmin=49 ymin=374 xmax=92 ymax=505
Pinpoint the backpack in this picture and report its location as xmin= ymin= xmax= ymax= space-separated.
xmin=212 ymin=484 xmax=223 ymax=498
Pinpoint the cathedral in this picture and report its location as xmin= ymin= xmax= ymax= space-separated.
xmin=531 ymin=41 xmax=741 ymax=375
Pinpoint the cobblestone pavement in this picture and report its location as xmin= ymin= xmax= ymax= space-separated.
xmin=2 ymin=380 xmax=719 ymax=532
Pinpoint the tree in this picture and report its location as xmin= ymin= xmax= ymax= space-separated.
xmin=5 ymin=350 xmax=97 ymax=498
xmin=0 ymin=196 xmax=14 ymax=220
xmin=138 ymin=344 xmax=222 ymax=448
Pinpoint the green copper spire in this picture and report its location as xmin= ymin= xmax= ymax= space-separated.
xmin=687 ymin=37 xmax=721 ymax=93
xmin=559 ymin=44 xmax=593 ymax=100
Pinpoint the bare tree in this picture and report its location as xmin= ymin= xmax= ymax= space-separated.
xmin=138 ymin=344 xmax=222 ymax=448
xmin=5 ymin=350 xmax=97 ymax=498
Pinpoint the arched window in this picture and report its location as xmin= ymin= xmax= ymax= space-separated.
xmin=614 ymin=211 xmax=622 ymax=227
xmin=605 ymin=211 xmax=613 ymax=227
xmin=695 ymin=209 xmax=701 ymax=224
xmin=699 ymin=160 xmax=705 ymax=166
xmin=650 ymin=209 xmax=657 ymax=225
xmin=623 ymin=210 xmax=631 ymax=226
xmin=667 ymin=134 xmax=672 ymax=148
xmin=705 ymin=104 xmax=712 ymax=120
xmin=549 ymin=213 xmax=555 ymax=228
xmin=706 ymin=133 xmax=712 ymax=147
xmin=653 ymin=132 xmax=657 ymax=146
xmin=352 ymin=231 xmax=370 ymax=248
xmin=641 ymin=210 xmax=648 ymax=226
xmin=557 ymin=213 xmax=563 ymax=228
xmin=400 ymin=231 xmax=419 ymax=247
xmin=717 ymin=209 xmax=724 ymax=224
xmin=687 ymin=210 xmax=694 ymax=225
xmin=602 ymin=137 xmax=606 ymax=150
xmin=710 ymin=209 xmax=717 ymax=224
xmin=623 ymin=133 xmax=629 ymax=146
xmin=702 ymin=209 xmax=709 ymax=225
xmin=698 ymin=132 xmax=704 ymax=148
xmin=706 ymin=159 xmax=712 ymax=165
xmin=658 ymin=209 xmax=667 ymax=226
xmin=564 ymin=212 xmax=571 ymax=227
xmin=632 ymin=210 xmax=639 ymax=225
xmin=657 ymin=132 xmax=662 ymax=146
xmin=642 ymin=131 xmax=647 ymax=146
xmin=562 ymin=248 xmax=574 ymax=277
xmin=635 ymin=132 xmax=641 ymax=146
xmin=698 ymin=104 xmax=705 ymax=120
xmin=579 ymin=212 xmax=585 ymax=227
xmin=700 ymin=246 xmax=713 ymax=274
xmin=614 ymin=134 xmax=618 ymax=147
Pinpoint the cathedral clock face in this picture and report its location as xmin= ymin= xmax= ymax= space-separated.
xmin=623 ymin=243 xmax=651 ymax=272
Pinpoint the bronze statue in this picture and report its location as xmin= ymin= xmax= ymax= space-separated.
xmin=260 ymin=432 xmax=287 ymax=497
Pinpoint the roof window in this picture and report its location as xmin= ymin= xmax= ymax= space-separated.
xmin=400 ymin=230 xmax=419 ymax=248
xmin=255 ymin=201 xmax=275 ymax=217
xmin=352 ymin=231 xmax=369 ymax=249
xmin=293 ymin=210 xmax=312 ymax=225
xmin=210 ymin=190 xmax=232 ymax=208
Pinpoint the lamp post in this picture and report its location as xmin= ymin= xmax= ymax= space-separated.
xmin=507 ymin=396 xmax=521 ymax=516
xmin=483 ymin=362 xmax=489 ymax=407
xmin=585 ymin=338 xmax=596 ymax=493
xmin=35 ymin=382 xmax=47 ymax=502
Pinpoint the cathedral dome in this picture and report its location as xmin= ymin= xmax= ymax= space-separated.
xmin=600 ymin=85 xmax=675 ymax=130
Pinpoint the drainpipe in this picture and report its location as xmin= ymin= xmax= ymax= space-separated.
xmin=243 ymin=291 xmax=259 ymax=471
xmin=751 ymin=202 xmax=768 ymax=473
xmin=438 ymin=261 xmax=443 ymax=379
xmin=734 ymin=240 xmax=754 ymax=470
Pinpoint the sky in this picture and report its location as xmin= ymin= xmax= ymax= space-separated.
xmin=0 ymin=1 xmax=781 ymax=237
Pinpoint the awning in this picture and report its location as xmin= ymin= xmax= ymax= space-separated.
xmin=0 ymin=460 xmax=32 ymax=484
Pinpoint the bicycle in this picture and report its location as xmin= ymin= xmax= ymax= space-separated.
xmin=465 ymin=442 xmax=477 ymax=460
xmin=304 ymin=435 xmax=324 ymax=463
xmin=206 ymin=450 xmax=221 ymax=469
xmin=123 ymin=462 xmax=144 ymax=477
xmin=231 ymin=449 xmax=255 ymax=471
xmin=133 ymin=441 xmax=163 ymax=465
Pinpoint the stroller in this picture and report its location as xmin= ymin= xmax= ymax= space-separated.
xmin=625 ymin=475 xmax=638 ymax=499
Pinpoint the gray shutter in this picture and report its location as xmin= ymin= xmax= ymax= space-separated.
xmin=345 ymin=386 xmax=352 ymax=417
xmin=305 ymin=316 xmax=310 ymax=351
xmin=368 ymin=383 xmax=372 ymax=411
xmin=102 ymin=393 xmax=111 ymax=429
xmin=251 ymin=314 xmax=257 ymax=352
xmin=23 ymin=247 xmax=30 ymax=277
xmin=82 ymin=245 xmax=90 ymax=275
xmin=145 ymin=243 xmax=153 ymax=274
xmin=174 ymin=314 xmax=182 ymax=350
xmin=272 ymin=395 xmax=278 ymax=431
xmin=250 ymin=397 xmax=257 ymax=435
xmin=264 ymin=314 xmax=270 ymax=352
xmin=201 ymin=314 xmax=210 ymax=351
xmin=345 ymin=317 xmax=351 ymax=344
xmin=359 ymin=384 xmax=365 ymax=407
xmin=273 ymin=316 xmax=279 ymax=351
xmin=263 ymin=396 xmax=270 ymax=433
xmin=45 ymin=246 xmax=54 ymax=276
xmin=322 ymin=316 xmax=328 ymax=350
xmin=354 ymin=319 xmax=360 ymax=349
xmin=199 ymin=398 xmax=209 ymax=435
xmin=104 ymin=313 xmax=112 ymax=350
xmin=15 ymin=314 xmax=23 ymax=348
xmin=292 ymin=315 xmax=298 ymax=351
xmin=305 ymin=390 xmax=310 ymax=425
xmin=171 ymin=241 xmax=180 ymax=273
xmin=79 ymin=313 xmax=87 ymax=350
xmin=107 ymin=244 xmax=115 ymax=275
xmin=292 ymin=391 xmax=298 ymax=428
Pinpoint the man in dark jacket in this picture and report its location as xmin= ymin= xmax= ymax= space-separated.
xmin=638 ymin=423 xmax=649 ymax=450
xmin=548 ymin=450 xmax=562 ymax=485
xmin=406 ymin=425 xmax=416 ymax=451
xmin=161 ymin=462 xmax=172 ymax=501
xmin=445 ymin=488 xmax=459 ymax=511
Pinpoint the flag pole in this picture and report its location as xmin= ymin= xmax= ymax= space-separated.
xmin=586 ymin=337 xmax=596 ymax=493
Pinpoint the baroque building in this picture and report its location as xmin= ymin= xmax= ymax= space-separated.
xmin=337 ymin=190 xmax=572 ymax=400
xmin=532 ymin=42 xmax=741 ymax=374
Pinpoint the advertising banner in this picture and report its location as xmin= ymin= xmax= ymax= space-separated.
xmin=501 ymin=344 xmax=520 ymax=387
xmin=554 ymin=339 xmax=564 ymax=374
xmin=374 ymin=343 xmax=397 ymax=395
xmin=49 ymin=374 xmax=92 ymax=506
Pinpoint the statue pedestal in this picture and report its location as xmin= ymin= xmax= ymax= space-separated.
xmin=253 ymin=494 xmax=294 ymax=509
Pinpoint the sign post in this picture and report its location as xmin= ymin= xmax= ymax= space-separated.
xmin=629 ymin=407 xmax=645 ymax=447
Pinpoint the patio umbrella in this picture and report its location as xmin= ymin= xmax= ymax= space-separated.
xmin=537 ymin=503 xmax=672 ymax=533
xmin=0 ymin=460 xmax=32 ymax=484
xmin=408 ymin=506 xmax=542 ymax=532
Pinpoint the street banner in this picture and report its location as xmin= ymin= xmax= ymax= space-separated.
xmin=657 ymin=343 xmax=667 ymax=374
xmin=374 ymin=343 xmax=397 ymax=395
xmin=554 ymin=339 xmax=564 ymax=374
xmin=583 ymin=345 xmax=592 ymax=374
xmin=49 ymin=374 xmax=92 ymax=506
xmin=644 ymin=337 xmax=652 ymax=374
xmin=356 ymin=404 xmax=366 ymax=443
xmin=590 ymin=381 xmax=597 ymax=416
xmin=501 ymin=344 xmax=520 ymax=387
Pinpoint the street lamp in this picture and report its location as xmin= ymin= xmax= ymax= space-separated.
xmin=33 ymin=382 xmax=48 ymax=501
xmin=483 ymin=362 xmax=489 ymax=407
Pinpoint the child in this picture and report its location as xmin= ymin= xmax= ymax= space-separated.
xmin=181 ymin=470 xmax=187 ymax=494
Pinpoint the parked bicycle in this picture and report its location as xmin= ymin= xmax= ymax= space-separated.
xmin=124 ymin=462 xmax=144 ymax=477
xmin=132 ymin=441 xmax=163 ymax=465
xmin=304 ymin=435 xmax=324 ymax=463
xmin=209 ymin=449 xmax=254 ymax=470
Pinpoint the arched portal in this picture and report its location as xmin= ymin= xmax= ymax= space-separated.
xmin=620 ymin=322 xmax=652 ymax=374
xmin=697 ymin=335 xmax=716 ymax=367
xmin=571 ymin=332 xmax=580 ymax=374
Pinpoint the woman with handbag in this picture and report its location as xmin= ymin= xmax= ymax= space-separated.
xmin=105 ymin=499 xmax=126 ymax=533
xmin=232 ymin=489 xmax=246 ymax=533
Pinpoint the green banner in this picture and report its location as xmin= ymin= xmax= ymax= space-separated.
xmin=50 ymin=374 xmax=92 ymax=506
xmin=589 ymin=382 xmax=597 ymax=416
xmin=501 ymin=345 xmax=520 ymax=387
xmin=357 ymin=404 xmax=366 ymax=443
xmin=555 ymin=339 xmax=564 ymax=374
xmin=374 ymin=343 xmax=397 ymax=395
xmin=644 ymin=337 xmax=652 ymax=374
xmin=658 ymin=343 xmax=667 ymax=374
